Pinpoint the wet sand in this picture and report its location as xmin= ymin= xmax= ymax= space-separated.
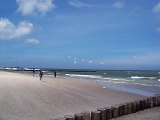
xmin=0 ymin=71 xmax=158 ymax=120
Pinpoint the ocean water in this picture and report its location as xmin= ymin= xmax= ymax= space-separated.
xmin=1 ymin=67 xmax=160 ymax=96
xmin=45 ymin=70 xmax=160 ymax=96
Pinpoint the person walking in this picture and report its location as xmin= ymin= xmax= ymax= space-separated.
xmin=33 ymin=69 xmax=35 ymax=76
xmin=54 ymin=71 xmax=56 ymax=78
xmin=39 ymin=69 xmax=43 ymax=81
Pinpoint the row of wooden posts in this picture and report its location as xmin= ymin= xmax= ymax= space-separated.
xmin=53 ymin=94 xmax=160 ymax=120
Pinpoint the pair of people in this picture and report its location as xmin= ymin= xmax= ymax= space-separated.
xmin=39 ymin=69 xmax=56 ymax=81
xmin=32 ymin=68 xmax=43 ymax=80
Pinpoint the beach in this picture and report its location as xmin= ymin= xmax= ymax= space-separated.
xmin=112 ymin=107 xmax=160 ymax=120
xmin=0 ymin=71 xmax=159 ymax=120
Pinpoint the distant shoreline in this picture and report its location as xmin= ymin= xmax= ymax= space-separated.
xmin=1 ymin=68 xmax=160 ymax=97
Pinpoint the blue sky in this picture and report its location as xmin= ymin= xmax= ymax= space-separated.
xmin=0 ymin=0 xmax=160 ymax=70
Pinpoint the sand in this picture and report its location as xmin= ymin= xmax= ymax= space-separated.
xmin=0 ymin=71 xmax=159 ymax=120
xmin=112 ymin=107 xmax=160 ymax=120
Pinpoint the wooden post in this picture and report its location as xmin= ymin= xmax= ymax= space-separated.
xmin=135 ymin=100 xmax=140 ymax=112
xmin=147 ymin=97 xmax=151 ymax=108
xmin=91 ymin=111 xmax=100 ymax=120
xmin=153 ymin=96 xmax=158 ymax=107
xmin=158 ymin=95 xmax=160 ymax=106
xmin=105 ymin=107 xmax=111 ymax=120
xmin=147 ymin=97 xmax=152 ymax=108
xmin=64 ymin=115 xmax=75 ymax=120
xmin=111 ymin=105 xmax=119 ymax=118
xmin=132 ymin=101 xmax=136 ymax=113
xmin=149 ymin=97 xmax=154 ymax=108
xmin=156 ymin=95 xmax=160 ymax=106
xmin=144 ymin=99 xmax=147 ymax=109
xmin=121 ymin=104 xmax=125 ymax=115
xmin=155 ymin=96 xmax=158 ymax=107
xmin=140 ymin=100 xmax=145 ymax=110
xmin=81 ymin=111 xmax=90 ymax=120
xmin=111 ymin=106 xmax=114 ymax=118
xmin=127 ymin=102 xmax=132 ymax=114
xmin=118 ymin=104 xmax=123 ymax=116
xmin=152 ymin=96 xmax=156 ymax=107
xmin=122 ymin=103 xmax=128 ymax=115
xmin=97 ymin=108 xmax=106 ymax=120
xmin=156 ymin=95 xmax=158 ymax=107
xmin=74 ymin=113 xmax=82 ymax=120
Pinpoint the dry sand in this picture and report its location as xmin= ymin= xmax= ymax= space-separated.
xmin=112 ymin=107 xmax=160 ymax=120
xmin=0 ymin=71 xmax=159 ymax=120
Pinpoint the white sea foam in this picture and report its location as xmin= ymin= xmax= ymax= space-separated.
xmin=158 ymin=79 xmax=160 ymax=82
xmin=131 ymin=76 xmax=156 ymax=79
xmin=35 ymin=69 xmax=40 ymax=71
xmin=23 ymin=68 xmax=32 ymax=71
xmin=102 ymin=77 xmax=112 ymax=80
xmin=23 ymin=68 xmax=40 ymax=71
xmin=103 ymin=77 xmax=134 ymax=82
xmin=96 ymin=80 xmax=127 ymax=84
xmin=103 ymin=78 xmax=123 ymax=81
xmin=65 ymin=74 xmax=102 ymax=79
xmin=4 ymin=67 xmax=18 ymax=70
xmin=12 ymin=68 xmax=18 ymax=70
xmin=4 ymin=67 xmax=12 ymax=70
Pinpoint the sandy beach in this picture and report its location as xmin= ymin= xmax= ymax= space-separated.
xmin=112 ymin=107 xmax=160 ymax=120
xmin=0 ymin=71 xmax=159 ymax=120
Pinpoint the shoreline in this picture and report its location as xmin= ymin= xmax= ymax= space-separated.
xmin=1 ymin=70 xmax=158 ymax=97
xmin=0 ymin=71 xmax=148 ymax=120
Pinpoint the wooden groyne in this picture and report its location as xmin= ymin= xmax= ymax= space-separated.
xmin=53 ymin=95 xmax=160 ymax=120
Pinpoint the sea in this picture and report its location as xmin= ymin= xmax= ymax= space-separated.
xmin=1 ymin=67 xmax=160 ymax=96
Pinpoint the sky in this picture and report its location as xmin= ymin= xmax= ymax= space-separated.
xmin=0 ymin=0 xmax=160 ymax=70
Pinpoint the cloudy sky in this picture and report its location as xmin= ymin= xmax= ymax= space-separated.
xmin=0 ymin=0 xmax=160 ymax=70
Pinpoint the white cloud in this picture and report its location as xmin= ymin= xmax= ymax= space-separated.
xmin=0 ymin=18 xmax=33 ymax=40
xmin=68 ymin=0 xmax=92 ymax=8
xmin=100 ymin=62 xmax=104 ymax=65
xmin=113 ymin=1 xmax=124 ymax=9
xmin=133 ymin=56 xmax=136 ymax=60
xmin=153 ymin=2 xmax=160 ymax=14
xmin=26 ymin=38 xmax=40 ymax=45
xmin=68 ymin=56 xmax=72 ymax=58
xmin=153 ymin=2 xmax=160 ymax=34
xmin=89 ymin=60 xmax=93 ymax=63
xmin=17 ymin=0 xmax=55 ymax=16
